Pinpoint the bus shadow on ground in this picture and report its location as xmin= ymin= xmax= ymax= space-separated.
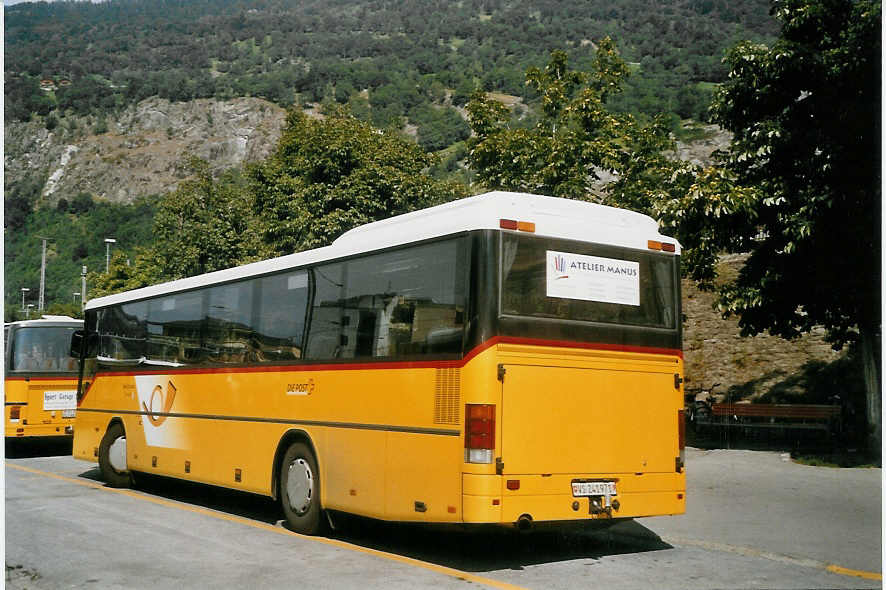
xmin=326 ymin=515 xmax=672 ymax=572
xmin=75 ymin=468 xmax=672 ymax=572
xmin=5 ymin=438 xmax=73 ymax=459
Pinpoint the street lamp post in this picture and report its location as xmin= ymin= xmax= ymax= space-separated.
xmin=21 ymin=287 xmax=30 ymax=311
xmin=104 ymin=238 xmax=117 ymax=273
xmin=73 ymin=292 xmax=81 ymax=305
xmin=26 ymin=304 xmax=34 ymax=319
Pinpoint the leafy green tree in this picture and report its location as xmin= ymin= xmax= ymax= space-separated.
xmin=45 ymin=301 xmax=83 ymax=319
xmin=70 ymin=192 xmax=95 ymax=214
xmin=5 ymin=175 xmax=45 ymax=230
xmin=466 ymin=40 xmax=670 ymax=200
xmin=249 ymin=107 xmax=468 ymax=255
xmin=695 ymin=0 xmax=880 ymax=449
xmin=90 ymin=157 xmax=266 ymax=297
xmin=87 ymin=249 xmax=164 ymax=300
xmin=150 ymin=157 xmax=266 ymax=279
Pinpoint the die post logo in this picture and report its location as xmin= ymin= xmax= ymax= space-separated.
xmin=142 ymin=380 xmax=177 ymax=426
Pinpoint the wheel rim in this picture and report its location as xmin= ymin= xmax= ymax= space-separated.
xmin=286 ymin=458 xmax=314 ymax=515
xmin=108 ymin=436 xmax=127 ymax=473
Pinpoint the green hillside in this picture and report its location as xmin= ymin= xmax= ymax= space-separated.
xmin=5 ymin=0 xmax=776 ymax=128
xmin=4 ymin=195 xmax=157 ymax=320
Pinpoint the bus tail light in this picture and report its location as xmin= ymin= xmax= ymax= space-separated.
xmin=9 ymin=406 xmax=21 ymax=421
xmin=648 ymin=240 xmax=676 ymax=252
xmin=677 ymin=409 xmax=686 ymax=472
xmin=465 ymin=404 xmax=495 ymax=464
xmin=500 ymin=219 xmax=536 ymax=233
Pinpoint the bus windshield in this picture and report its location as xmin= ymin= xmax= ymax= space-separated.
xmin=500 ymin=233 xmax=678 ymax=330
xmin=10 ymin=326 xmax=80 ymax=373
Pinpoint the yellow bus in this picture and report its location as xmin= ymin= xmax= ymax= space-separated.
xmin=72 ymin=191 xmax=685 ymax=534
xmin=6 ymin=316 xmax=83 ymax=440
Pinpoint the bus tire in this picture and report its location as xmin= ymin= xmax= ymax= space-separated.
xmin=279 ymin=442 xmax=325 ymax=535
xmin=98 ymin=422 xmax=132 ymax=488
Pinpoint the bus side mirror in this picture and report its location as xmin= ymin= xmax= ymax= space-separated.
xmin=70 ymin=330 xmax=85 ymax=358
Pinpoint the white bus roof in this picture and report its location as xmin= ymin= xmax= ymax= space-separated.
xmin=85 ymin=191 xmax=680 ymax=311
xmin=7 ymin=316 xmax=83 ymax=328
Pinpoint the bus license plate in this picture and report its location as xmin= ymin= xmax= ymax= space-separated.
xmin=62 ymin=409 xmax=76 ymax=418
xmin=572 ymin=481 xmax=617 ymax=497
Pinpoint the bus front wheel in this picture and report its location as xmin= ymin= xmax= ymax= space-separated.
xmin=279 ymin=442 xmax=325 ymax=535
xmin=98 ymin=422 xmax=132 ymax=488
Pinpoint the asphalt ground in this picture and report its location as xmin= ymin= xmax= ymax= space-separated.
xmin=3 ymin=442 xmax=882 ymax=589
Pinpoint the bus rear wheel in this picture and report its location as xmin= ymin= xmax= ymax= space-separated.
xmin=98 ymin=422 xmax=132 ymax=488
xmin=279 ymin=442 xmax=325 ymax=535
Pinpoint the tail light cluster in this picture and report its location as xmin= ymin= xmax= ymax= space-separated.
xmin=9 ymin=406 xmax=21 ymax=421
xmin=465 ymin=404 xmax=495 ymax=464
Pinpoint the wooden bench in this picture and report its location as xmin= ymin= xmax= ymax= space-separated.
xmin=708 ymin=403 xmax=842 ymax=434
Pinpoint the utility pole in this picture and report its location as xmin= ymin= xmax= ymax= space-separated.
xmin=38 ymin=237 xmax=51 ymax=312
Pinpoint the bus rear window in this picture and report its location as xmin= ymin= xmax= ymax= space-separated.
xmin=500 ymin=234 xmax=678 ymax=330
xmin=11 ymin=326 xmax=80 ymax=373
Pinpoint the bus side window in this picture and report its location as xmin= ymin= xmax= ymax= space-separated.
xmin=305 ymin=238 xmax=466 ymax=360
xmin=147 ymin=292 xmax=206 ymax=364
xmin=305 ymin=265 xmax=344 ymax=359
xmin=205 ymin=280 xmax=255 ymax=364
xmin=254 ymin=271 xmax=309 ymax=362
xmin=98 ymin=302 xmax=147 ymax=360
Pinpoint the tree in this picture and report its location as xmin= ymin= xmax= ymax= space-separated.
xmin=70 ymin=192 xmax=95 ymax=214
xmin=5 ymin=176 xmax=44 ymax=230
xmin=705 ymin=0 xmax=881 ymax=450
xmin=466 ymin=40 xmax=673 ymax=201
xmin=249 ymin=107 xmax=468 ymax=255
xmin=651 ymin=0 xmax=881 ymax=452
xmin=150 ymin=157 xmax=266 ymax=280
xmin=87 ymin=249 xmax=164 ymax=300
xmin=89 ymin=157 xmax=266 ymax=298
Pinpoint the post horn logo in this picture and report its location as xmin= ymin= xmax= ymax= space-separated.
xmin=142 ymin=380 xmax=177 ymax=426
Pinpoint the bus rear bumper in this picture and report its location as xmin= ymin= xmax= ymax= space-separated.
xmin=5 ymin=423 xmax=74 ymax=438
xmin=462 ymin=472 xmax=685 ymax=526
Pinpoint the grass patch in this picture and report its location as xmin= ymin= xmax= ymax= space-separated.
xmin=674 ymin=120 xmax=716 ymax=142
xmin=792 ymin=452 xmax=880 ymax=468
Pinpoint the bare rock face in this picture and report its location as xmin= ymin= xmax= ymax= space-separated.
xmin=4 ymin=97 xmax=287 ymax=204
xmin=675 ymin=124 xmax=732 ymax=166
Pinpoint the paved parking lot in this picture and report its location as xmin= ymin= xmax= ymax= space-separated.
xmin=5 ymin=444 xmax=882 ymax=589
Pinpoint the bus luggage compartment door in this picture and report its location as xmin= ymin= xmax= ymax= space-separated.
xmin=500 ymin=363 xmax=678 ymax=476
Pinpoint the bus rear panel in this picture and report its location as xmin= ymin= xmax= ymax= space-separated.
xmin=6 ymin=318 xmax=82 ymax=439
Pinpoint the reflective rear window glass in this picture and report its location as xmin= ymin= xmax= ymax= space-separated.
xmin=11 ymin=326 xmax=80 ymax=373
xmin=501 ymin=234 xmax=677 ymax=330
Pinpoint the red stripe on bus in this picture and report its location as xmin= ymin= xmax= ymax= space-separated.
xmin=5 ymin=376 xmax=80 ymax=382
xmin=76 ymin=337 xmax=681 ymax=406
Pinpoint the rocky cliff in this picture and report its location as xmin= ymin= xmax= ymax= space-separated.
xmin=4 ymin=97 xmax=287 ymax=204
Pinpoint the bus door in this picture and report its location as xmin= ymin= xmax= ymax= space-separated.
xmin=498 ymin=362 xmax=679 ymax=476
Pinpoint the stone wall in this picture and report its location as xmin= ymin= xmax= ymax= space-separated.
xmin=682 ymin=254 xmax=843 ymax=400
